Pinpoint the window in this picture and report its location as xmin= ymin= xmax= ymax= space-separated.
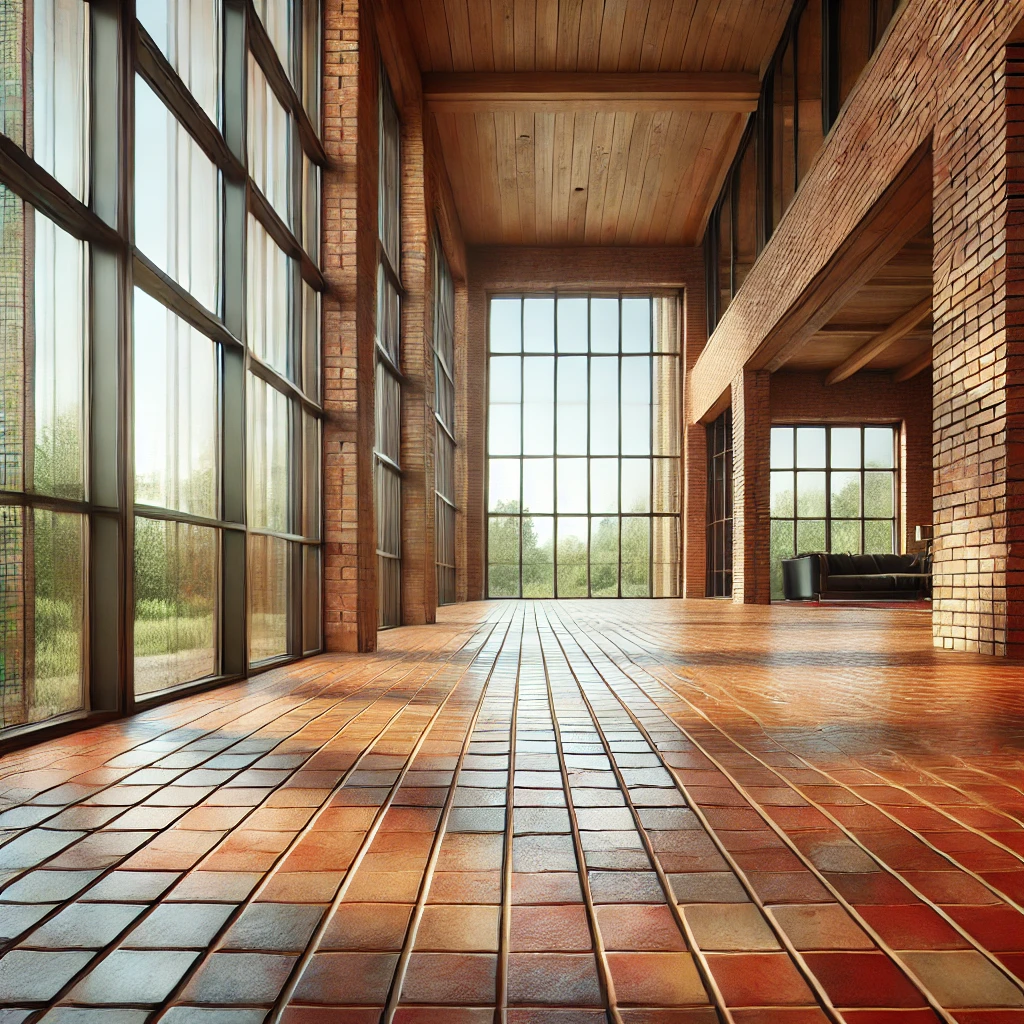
xmin=487 ymin=294 xmax=681 ymax=599
xmin=706 ymin=409 xmax=733 ymax=597
xmin=375 ymin=66 xmax=402 ymax=627
xmin=704 ymin=0 xmax=903 ymax=332
xmin=769 ymin=425 xmax=898 ymax=599
xmin=0 ymin=2 xmax=324 ymax=739
xmin=434 ymin=235 xmax=456 ymax=606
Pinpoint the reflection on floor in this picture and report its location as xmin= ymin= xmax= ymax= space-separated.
xmin=1 ymin=599 xmax=1024 ymax=1021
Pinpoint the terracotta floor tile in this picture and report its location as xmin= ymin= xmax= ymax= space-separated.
xmin=800 ymin=952 xmax=929 ymax=1007
xmin=0 ymin=902 xmax=56 ymax=941
xmin=729 ymin=1012 xmax=830 ymax=1024
xmin=426 ymin=870 xmax=501 ymax=903
xmin=257 ymin=871 xmax=344 ymax=903
xmin=856 ymin=903 xmax=970 ymax=950
xmin=507 ymin=953 xmax=603 ymax=1007
xmin=400 ymin=952 xmax=497 ymax=1004
xmin=510 ymin=904 xmax=592 ymax=951
xmin=416 ymin=904 xmax=500 ymax=951
xmin=667 ymin=872 xmax=748 ymax=904
xmin=705 ymin=952 xmax=815 ymax=1006
xmin=606 ymin=952 xmax=709 ymax=1006
xmin=682 ymin=902 xmax=780 ymax=951
xmin=121 ymin=902 xmax=235 ymax=948
xmin=943 ymin=905 xmax=1024 ymax=950
xmin=69 ymin=949 xmax=201 ymax=1004
xmin=81 ymin=870 xmax=180 ymax=901
xmin=291 ymin=951 xmax=399 ymax=1004
xmin=219 ymin=902 xmax=325 ymax=952
xmin=166 ymin=871 xmax=262 ymax=902
xmin=897 ymin=951 xmax=1024 ymax=1008
xmin=511 ymin=872 xmax=584 ymax=904
xmin=25 ymin=902 xmax=145 ymax=948
xmin=319 ymin=903 xmax=413 ymax=950
xmin=0 ymin=950 xmax=94 ymax=1001
xmin=597 ymin=904 xmax=688 ymax=951
xmin=179 ymin=951 xmax=297 ymax=1004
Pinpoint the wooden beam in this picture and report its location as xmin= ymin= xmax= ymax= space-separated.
xmin=892 ymin=348 xmax=933 ymax=383
xmin=825 ymin=296 xmax=932 ymax=384
xmin=422 ymin=72 xmax=760 ymax=115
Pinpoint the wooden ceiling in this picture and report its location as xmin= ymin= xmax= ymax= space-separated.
xmin=401 ymin=0 xmax=794 ymax=246
xmin=780 ymin=227 xmax=933 ymax=380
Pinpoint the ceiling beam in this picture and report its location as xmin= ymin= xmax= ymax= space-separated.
xmin=422 ymin=72 xmax=760 ymax=115
xmin=825 ymin=296 xmax=932 ymax=385
xmin=892 ymin=348 xmax=933 ymax=383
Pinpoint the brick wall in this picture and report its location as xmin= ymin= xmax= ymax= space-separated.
xmin=731 ymin=369 xmax=771 ymax=604
xmin=771 ymin=371 xmax=933 ymax=555
xmin=682 ymin=0 xmax=1022 ymax=654
xmin=321 ymin=0 xmax=467 ymax=650
xmin=464 ymin=246 xmax=704 ymax=601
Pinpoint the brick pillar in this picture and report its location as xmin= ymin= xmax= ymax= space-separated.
xmin=398 ymin=95 xmax=436 ymax=626
xmin=932 ymin=40 xmax=1024 ymax=656
xmin=681 ymin=287 xmax=707 ymax=597
xmin=322 ymin=0 xmax=377 ymax=652
xmin=731 ymin=369 xmax=771 ymax=604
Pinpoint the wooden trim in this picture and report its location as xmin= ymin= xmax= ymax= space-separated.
xmin=825 ymin=297 xmax=932 ymax=384
xmin=892 ymin=348 xmax=933 ymax=383
xmin=423 ymin=72 xmax=760 ymax=115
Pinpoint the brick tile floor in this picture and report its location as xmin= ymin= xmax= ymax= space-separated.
xmin=1 ymin=600 xmax=1024 ymax=1021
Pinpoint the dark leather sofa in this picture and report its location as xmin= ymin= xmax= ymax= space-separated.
xmin=782 ymin=552 xmax=931 ymax=601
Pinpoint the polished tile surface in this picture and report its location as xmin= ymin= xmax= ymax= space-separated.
xmin=1 ymin=600 xmax=1024 ymax=1022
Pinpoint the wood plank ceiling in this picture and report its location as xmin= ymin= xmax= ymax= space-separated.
xmin=402 ymin=0 xmax=794 ymax=246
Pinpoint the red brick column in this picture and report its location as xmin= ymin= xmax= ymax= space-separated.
xmin=731 ymin=369 xmax=771 ymax=604
xmin=322 ymin=0 xmax=377 ymax=651
xmin=932 ymin=38 xmax=1024 ymax=656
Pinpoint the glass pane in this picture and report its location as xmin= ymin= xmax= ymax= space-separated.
xmin=488 ymin=459 xmax=520 ymax=513
xmin=523 ymin=297 xmax=554 ymax=352
xmin=557 ymin=297 xmax=588 ymax=352
xmin=522 ymin=459 xmax=553 ymax=514
xmin=376 ymin=263 xmax=400 ymax=364
xmin=490 ymin=297 xmax=521 ymax=352
xmin=796 ymin=519 xmax=826 ymax=555
xmin=621 ymin=357 xmax=651 ymax=455
xmin=247 ymin=213 xmax=291 ymax=378
xmin=25 ymin=508 xmax=85 ymax=726
xmin=302 ymin=413 xmax=320 ymax=539
xmin=621 ymin=459 xmax=650 ymax=514
xmin=134 ymin=289 xmax=218 ymax=519
xmin=770 ymin=471 xmax=794 ymax=518
xmin=653 ymin=297 xmax=679 ymax=354
xmin=556 ymin=357 xmax=587 ymax=454
xmin=621 ymin=298 xmax=651 ymax=353
xmin=490 ymin=356 xmax=522 ymax=404
xmin=770 ymin=427 xmax=794 ymax=469
xmin=590 ymin=297 xmax=618 ymax=352
xmin=796 ymin=427 xmax=826 ymax=468
xmin=865 ymin=427 xmax=896 ymax=468
xmin=651 ymin=459 xmax=674 ymax=514
xmin=137 ymin=0 xmax=220 ymax=124
xmin=0 ymin=193 xmax=88 ymax=499
xmin=652 ymin=357 xmax=680 ymax=457
xmin=247 ymin=375 xmax=291 ymax=532
xmin=770 ymin=519 xmax=794 ymax=600
xmin=134 ymin=517 xmax=217 ymax=696
xmin=590 ymin=458 xmax=618 ymax=514
xmin=135 ymin=76 xmax=220 ymax=313
xmin=523 ymin=515 xmax=554 ymax=598
xmin=375 ymin=361 xmax=401 ymax=465
xmin=864 ymin=472 xmax=895 ymax=518
xmin=253 ymin=0 xmax=294 ymax=80
xmin=796 ymin=472 xmax=826 ymax=517
xmin=248 ymin=54 xmax=292 ymax=227
xmin=302 ymin=0 xmax=321 ymax=119
xmin=522 ymin=357 xmax=554 ymax=455
xmin=831 ymin=427 xmax=861 ymax=469
xmin=620 ymin=518 xmax=650 ymax=596
xmin=590 ymin=359 xmax=618 ymax=455
xmin=831 ymin=519 xmax=861 ymax=555
xmin=652 ymin=517 xmax=679 ymax=597
xmin=865 ymin=519 xmax=894 ymax=554
xmin=303 ymin=544 xmax=321 ymax=654
xmin=249 ymin=534 xmax=289 ymax=663
xmin=830 ymin=471 xmax=861 ymax=518
xmin=556 ymin=458 xmax=587 ymax=514
xmin=302 ymin=280 xmax=320 ymax=400
xmin=489 ymin=405 xmax=521 ymax=457
xmin=555 ymin=517 xmax=588 ymax=597
xmin=0 ymin=0 xmax=89 ymax=200
xmin=488 ymin=516 xmax=520 ymax=598
xmin=302 ymin=152 xmax=320 ymax=259
xmin=590 ymin=518 xmax=619 ymax=597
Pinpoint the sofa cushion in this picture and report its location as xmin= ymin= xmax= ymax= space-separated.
xmin=827 ymin=574 xmax=897 ymax=592
xmin=875 ymin=553 xmax=919 ymax=573
xmin=826 ymin=552 xmax=858 ymax=575
xmin=851 ymin=554 xmax=880 ymax=574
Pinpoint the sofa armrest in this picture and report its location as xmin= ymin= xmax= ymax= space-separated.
xmin=781 ymin=555 xmax=821 ymax=600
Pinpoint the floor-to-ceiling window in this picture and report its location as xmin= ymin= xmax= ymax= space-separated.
xmin=706 ymin=408 xmax=733 ymax=597
xmin=433 ymin=234 xmax=456 ymax=606
xmin=375 ymin=65 xmax=402 ymax=628
xmin=486 ymin=293 xmax=680 ymax=599
xmin=0 ymin=0 xmax=324 ymax=740
xmin=769 ymin=424 xmax=899 ymax=598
